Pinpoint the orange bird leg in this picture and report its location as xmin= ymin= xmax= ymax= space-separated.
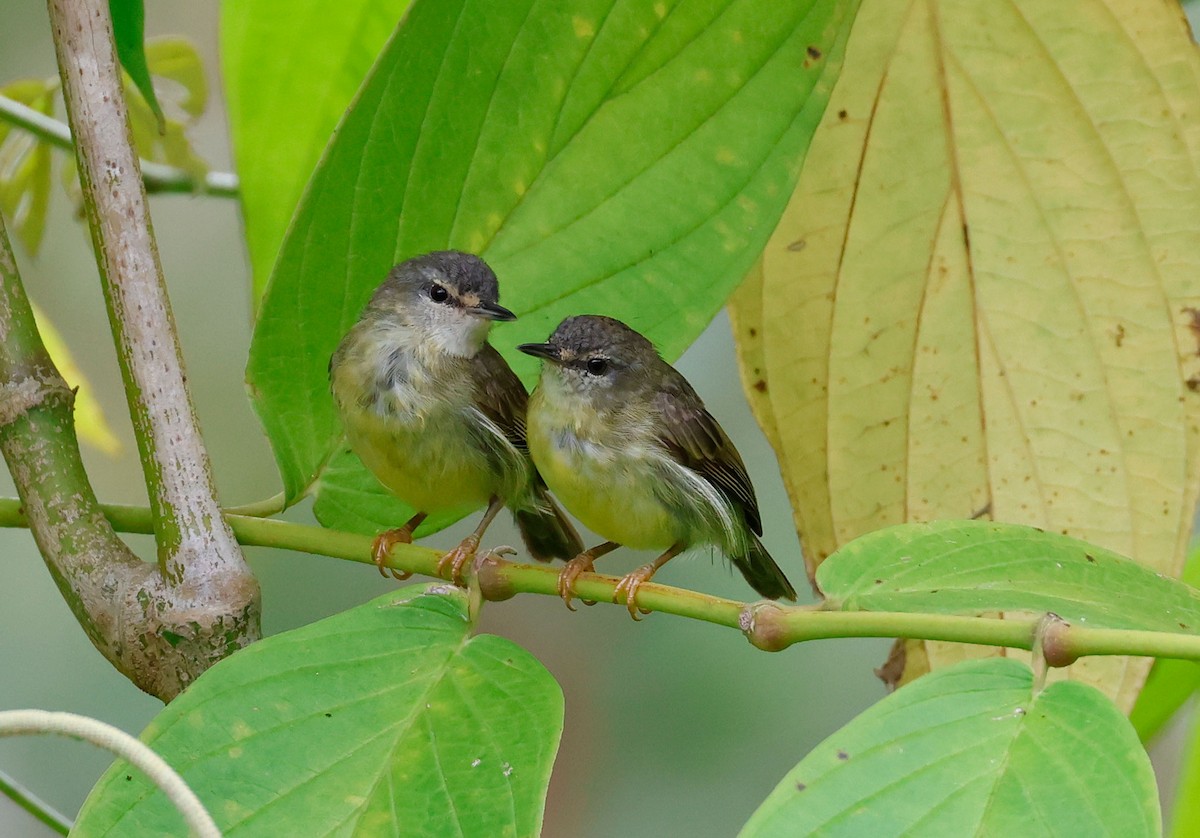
xmin=371 ymin=511 xmax=428 ymax=579
xmin=613 ymin=542 xmax=686 ymax=621
xmin=438 ymin=496 xmax=504 ymax=586
xmin=556 ymin=541 xmax=621 ymax=611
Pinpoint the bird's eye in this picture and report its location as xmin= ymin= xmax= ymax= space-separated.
xmin=586 ymin=357 xmax=609 ymax=376
xmin=429 ymin=284 xmax=449 ymax=303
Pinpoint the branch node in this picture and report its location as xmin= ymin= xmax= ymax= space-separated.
xmin=1031 ymin=612 xmax=1075 ymax=691
xmin=0 ymin=375 xmax=71 ymax=427
xmin=740 ymin=600 xmax=792 ymax=652
xmin=474 ymin=548 xmax=517 ymax=602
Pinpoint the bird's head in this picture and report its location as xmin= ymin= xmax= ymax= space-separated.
xmin=370 ymin=251 xmax=515 ymax=358
xmin=518 ymin=314 xmax=662 ymax=403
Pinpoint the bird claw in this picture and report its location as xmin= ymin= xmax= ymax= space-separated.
xmin=613 ymin=564 xmax=658 ymax=621
xmin=438 ymin=534 xmax=481 ymax=587
xmin=556 ymin=555 xmax=596 ymax=612
xmin=475 ymin=545 xmax=517 ymax=573
xmin=371 ymin=528 xmax=416 ymax=580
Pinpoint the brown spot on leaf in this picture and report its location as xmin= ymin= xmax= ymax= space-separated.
xmin=807 ymin=45 xmax=822 ymax=60
xmin=1114 ymin=323 xmax=1125 ymax=347
xmin=1085 ymin=553 xmax=1096 ymax=563
xmin=1186 ymin=307 xmax=1200 ymax=355
xmin=753 ymin=380 xmax=767 ymax=393
xmin=837 ymin=750 xmax=849 ymax=760
xmin=788 ymin=239 xmax=806 ymax=252
xmin=796 ymin=782 xmax=807 ymax=792
xmin=838 ymin=109 xmax=848 ymax=120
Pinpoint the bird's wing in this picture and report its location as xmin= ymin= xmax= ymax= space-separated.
xmin=469 ymin=343 xmax=529 ymax=455
xmin=653 ymin=376 xmax=763 ymax=536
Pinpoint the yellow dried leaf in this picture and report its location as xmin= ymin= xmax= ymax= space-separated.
xmin=33 ymin=304 xmax=122 ymax=456
xmin=735 ymin=0 xmax=1200 ymax=709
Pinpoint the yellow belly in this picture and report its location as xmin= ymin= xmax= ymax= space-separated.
xmin=343 ymin=403 xmax=496 ymax=516
xmin=528 ymin=405 xmax=680 ymax=550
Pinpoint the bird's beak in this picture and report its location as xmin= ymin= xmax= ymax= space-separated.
xmin=517 ymin=342 xmax=561 ymax=362
xmin=472 ymin=301 xmax=517 ymax=322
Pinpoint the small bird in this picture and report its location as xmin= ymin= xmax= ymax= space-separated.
xmin=329 ymin=251 xmax=582 ymax=582
xmin=519 ymin=315 xmax=797 ymax=618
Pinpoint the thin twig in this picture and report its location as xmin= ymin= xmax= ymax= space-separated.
xmin=0 ymin=94 xmax=239 ymax=197
xmin=0 ymin=711 xmax=218 ymax=837
xmin=0 ymin=497 xmax=1198 ymax=665
xmin=0 ymin=769 xmax=72 ymax=836
xmin=223 ymin=491 xmax=287 ymax=518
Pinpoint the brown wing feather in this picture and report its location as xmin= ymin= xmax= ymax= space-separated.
xmin=653 ymin=375 xmax=763 ymax=536
xmin=469 ymin=344 xmax=530 ymax=454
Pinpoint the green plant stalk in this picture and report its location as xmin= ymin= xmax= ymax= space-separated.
xmin=0 ymin=93 xmax=239 ymax=197
xmin=47 ymin=0 xmax=257 ymax=599
xmin=2 ymin=497 xmax=1199 ymax=665
xmin=0 ymin=769 xmax=71 ymax=836
xmin=0 ymin=210 xmax=216 ymax=699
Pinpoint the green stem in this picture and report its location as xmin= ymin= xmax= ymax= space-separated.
xmin=0 ymin=93 xmax=239 ymax=197
xmin=48 ymin=0 xmax=253 ymax=589
xmin=2 ymin=497 xmax=1199 ymax=664
xmin=223 ymin=492 xmax=287 ymax=518
xmin=0 ymin=769 xmax=71 ymax=836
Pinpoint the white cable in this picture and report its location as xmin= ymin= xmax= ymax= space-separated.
xmin=0 ymin=710 xmax=219 ymax=837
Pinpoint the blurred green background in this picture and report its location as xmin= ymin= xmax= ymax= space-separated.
xmin=0 ymin=2 xmax=1189 ymax=836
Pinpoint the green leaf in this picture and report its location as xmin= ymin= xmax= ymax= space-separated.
xmin=0 ymin=79 xmax=56 ymax=254
xmin=817 ymin=520 xmax=1200 ymax=634
xmin=1131 ymin=542 xmax=1200 ymax=742
xmin=71 ymin=585 xmax=563 ymax=837
xmin=143 ymin=40 xmax=207 ymax=119
xmin=60 ymin=38 xmax=210 ymax=211
xmin=1130 ymin=658 xmax=1200 ymax=743
xmin=127 ymin=39 xmax=208 ymax=173
xmin=1170 ymin=703 xmax=1200 ymax=836
xmin=740 ymin=658 xmax=1159 ymax=838
xmin=109 ymin=0 xmax=164 ymax=130
xmin=312 ymin=447 xmax=465 ymax=536
xmin=221 ymin=0 xmax=413 ymax=303
xmin=247 ymin=0 xmax=862 ymax=504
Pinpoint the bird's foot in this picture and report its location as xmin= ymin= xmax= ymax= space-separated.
xmin=556 ymin=555 xmax=599 ymax=612
xmin=371 ymin=527 xmax=417 ymax=580
xmin=475 ymin=545 xmax=517 ymax=570
xmin=438 ymin=534 xmax=481 ymax=587
xmin=613 ymin=564 xmax=658 ymax=621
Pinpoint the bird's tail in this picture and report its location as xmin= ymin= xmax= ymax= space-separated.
xmin=514 ymin=487 xmax=584 ymax=562
xmin=731 ymin=533 xmax=797 ymax=600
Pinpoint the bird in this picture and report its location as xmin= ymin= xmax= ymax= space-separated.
xmin=519 ymin=314 xmax=797 ymax=618
xmin=329 ymin=251 xmax=583 ymax=583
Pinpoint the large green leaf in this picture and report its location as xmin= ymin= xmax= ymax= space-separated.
xmin=732 ymin=0 xmax=1200 ymax=706
xmin=740 ymin=658 xmax=1159 ymax=837
xmin=817 ymin=520 xmax=1200 ymax=634
xmin=71 ymin=585 xmax=563 ymax=837
xmin=246 ymin=0 xmax=862 ymax=503
xmin=221 ymin=0 xmax=412 ymax=303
